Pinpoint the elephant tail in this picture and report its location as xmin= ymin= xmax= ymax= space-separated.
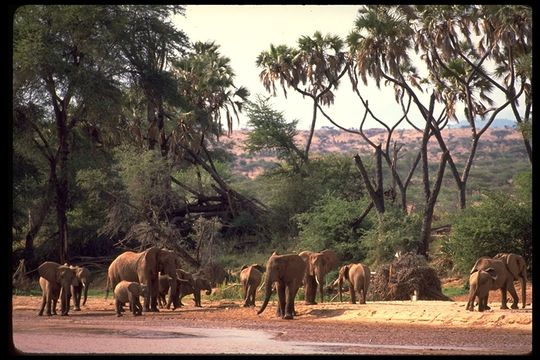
xmin=257 ymin=279 xmax=272 ymax=315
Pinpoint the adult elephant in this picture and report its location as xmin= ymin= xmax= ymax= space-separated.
xmin=493 ymin=253 xmax=528 ymax=309
xmin=69 ymin=265 xmax=91 ymax=311
xmin=239 ymin=264 xmax=265 ymax=307
xmin=37 ymin=262 xmax=78 ymax=316
xmin=106 ymin=247 xmax=180 ymax=312
xmin=257 ymin=252 xmax=306 ymax=320
xmin=470 ymin=256 xmax=520 ymax=309
xmin=299 ymin=249 xmax=338 ymax=304
xmin=336 ymin=263 xmax=370 ymax=304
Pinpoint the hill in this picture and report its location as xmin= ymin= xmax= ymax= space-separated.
xmin=219 ymin=127 xmax=527 ymax=179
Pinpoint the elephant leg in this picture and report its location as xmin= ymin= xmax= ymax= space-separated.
xmin=38 ymin=293 xmax=46 ymax=316
xmin=143 ymin=293 xmax=151 ymax=312
xmin=499 ymin=287 xmax=509 ymax=309
xmin=115 ymin=300 xmax=123 ymax=317
xmin=360 ymin=288 xmax=366 ymax=304
xmin=304 ymin=276 xmax=317 ymax=305
xmin=283 ymin=285 xmax=295 ymax=320
xmin=276 ymin=283 xmax=286 ymax=318
xmin=74 ymin=287 xmax=82 ymax=311
xmin=349 ymin=284 xmax=356 ymax=304
xmin=506 ymin=282 xmax=519 ymax=309
xmin=243 ymin=284 xmax=251 ymax=307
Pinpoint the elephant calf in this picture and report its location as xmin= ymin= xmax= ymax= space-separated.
xmin=114 ymin=281 xmax=147 ymax=317
xmin=336 ymin=263 xmax=371 ymax=304
xmin=466 ymin=268 xmax=498 ymax=312
xmin=239 ymin=264 xmax=265 ymax=307
xmin=158 ymin=269 xmax=194 ymax=310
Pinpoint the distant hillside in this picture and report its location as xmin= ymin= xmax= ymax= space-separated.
xmin=448 ymin=118 xmax=516 ymax=129
xmin=219 ymin=127 xmax=526 ymax=178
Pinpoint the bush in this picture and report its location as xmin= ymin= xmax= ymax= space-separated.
xmin=443 ymin=191 xmax=532 ymax=276
xmin=361 ymin=206 xmax=422 ymax=269
xmin=294 ymin=194 xmax=373 ymax=262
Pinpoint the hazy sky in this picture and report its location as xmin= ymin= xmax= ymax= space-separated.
xmin=173 ymin=5 xmax=515 ymax=131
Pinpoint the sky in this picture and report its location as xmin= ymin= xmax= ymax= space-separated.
xmin=173 ymin=5 xmax=516 ymax=131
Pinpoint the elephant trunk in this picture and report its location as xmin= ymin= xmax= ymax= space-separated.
xmin=257 ymin=279 xmax=273 ymax=315
xmin=82 ymin=282 xmax=89 ymax=306
xmin=315 ymin=273 xmax=324 ymax=303
xmin=61 ymin=285 xmax=70 ymax=315
xmin=205 ymin=288 xmax=212 ymax=296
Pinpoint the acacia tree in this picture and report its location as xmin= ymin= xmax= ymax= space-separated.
xmin=256 ymin=32 xmax=349 ymax=165
xmin=14 ymin=5 xmax=123 ymax=263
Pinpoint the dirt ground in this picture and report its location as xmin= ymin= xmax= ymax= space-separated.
xmin=10 ymin=281 xmax=533 ymax=355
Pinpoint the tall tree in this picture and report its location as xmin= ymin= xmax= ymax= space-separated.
xmin=14 ymin=5 xmax=123 ymax=263
xmin=256 ymin=32 xmax=348 ymax=165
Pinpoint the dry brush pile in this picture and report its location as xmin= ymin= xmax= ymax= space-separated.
xmin=369 ymin=253 xmax=451 ymax=301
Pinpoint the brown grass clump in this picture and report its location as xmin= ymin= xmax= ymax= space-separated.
xmin=369 ymin=253 xmax=451 ymax=301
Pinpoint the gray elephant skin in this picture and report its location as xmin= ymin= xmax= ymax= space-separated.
xmin=493 ymin=253 xmax=528 ymax=308
xmin=299 ymin=249 xmax=338 ymax=304
xmin=258 ymin=252 xmax=306 ymax=320
xmin=336 ymin=263 xmax=371 ymax=304
xmin=470 ymin=255 xmax=521 ymax=309
xmin=240 ymin=264 xmax=265 ymax=307
xmin=70 ymin=265 xmax=91 ymax=311
xmin=37 ymin=261 xmax=78 ymax=316
xmin=114 ymin=280 xmax=148 ymax=316
xmin=106 ymin=246 xmax=180 ymax=312
xmin=466 ymin=268 xmax=497 ymax=312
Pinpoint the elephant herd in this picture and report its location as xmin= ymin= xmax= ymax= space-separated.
xmin=35 ymin=247 xmax=528 ymax=320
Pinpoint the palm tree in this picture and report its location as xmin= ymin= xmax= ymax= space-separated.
xmin=256 ymin=32 xmax=349 ymax=165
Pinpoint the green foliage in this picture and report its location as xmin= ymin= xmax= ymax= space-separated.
xmin=361 ymin=207 xmax=422 ymax=269
xmin=295 ymin=194 xmax=373 ymax=262
xmin=244 ymin=96 xmax=304 ymax=169
xmin=443 ymin=191 xmax=532 ymax=275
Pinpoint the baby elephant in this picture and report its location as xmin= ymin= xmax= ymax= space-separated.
xmin=466 ymin=268 xmax=498 ymax=312
xmin=114 ymin=281 xmax=148 ymax=317
xmin=239 ymin=264 xmax=265 ymax=307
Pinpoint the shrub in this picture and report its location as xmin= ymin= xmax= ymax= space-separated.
xmin=361 ymin=207 xmax=422 ymax=269
xmin=294 ymin=194 xmax=373 ymax=262
xmin=443 ymin=191 xmax=532 ymax=276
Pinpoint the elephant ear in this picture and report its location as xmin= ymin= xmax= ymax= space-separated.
xmin=144 ymin=247 xmax=160 ymax=274
xmin=240 ymin=264 xmax=248 ymax=271
xmin=485 ymin=267 xmax=498 ymax=281
xmin=38 ymin=261 xmax=61 ymax=283
xmin=505 ymin=254 xmax=525 ymax=279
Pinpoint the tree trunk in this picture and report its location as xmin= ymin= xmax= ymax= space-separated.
xmin=24 ymin=176 xmax=55 ymax=264
xmin=55 ymin=108 xmax=70 ymax=265
xmin=418 ymin=151 xmax=449 ymax=258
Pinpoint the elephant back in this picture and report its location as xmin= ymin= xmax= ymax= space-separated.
xmin=108 ymin=251 xmax=145 ymax=287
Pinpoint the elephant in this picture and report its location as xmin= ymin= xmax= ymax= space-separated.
xmin=299 ymin=249 xmax=338 ymax=304
xmin=466 ymin=268 xmax=498 ymax=312
xmin=37 ymin=261 xmax=78 ymax=316
xmin=106 ymin=246 xmax=180 ymax=312
xmin=239 ymin=264 xmax=265 ymax=307
xmin=157 ymin=269 xmax=193 ymax=310
xmin=113 ymin=281 xmax=148 ymax=317
xmin=257 ymin=252 xmax=306 ymax=320
xmin=69 ymin=265 xmax=91 ymax=311
xmin=181 ymin=272 xmax=213 ymax=307
xmin=493 ymin=253 xmax=528 ymax=309
xmin=335 ymin=263 xmax=371 ymax=304
xmin=198 ymin=262 xmax=228 ymax=287
xmin=470 ymin=256 xmax=520 ymax=309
